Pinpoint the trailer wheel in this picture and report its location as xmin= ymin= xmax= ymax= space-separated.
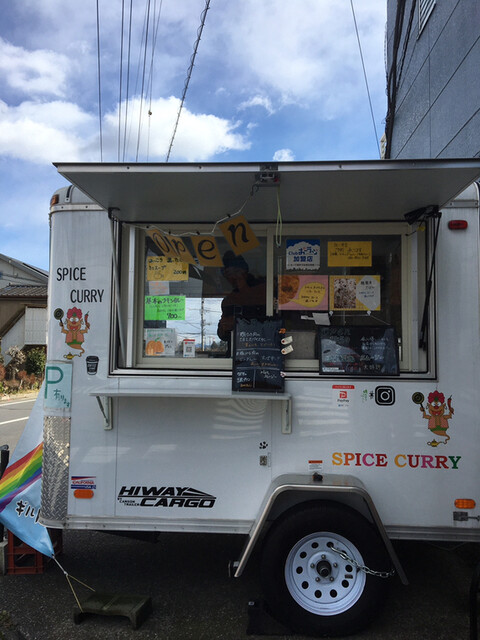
xmin=261 ymin=503 xmax=390 ymax=637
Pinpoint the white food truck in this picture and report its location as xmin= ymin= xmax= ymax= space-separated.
xmin=42 ymin=159 xmax=480 ymax=636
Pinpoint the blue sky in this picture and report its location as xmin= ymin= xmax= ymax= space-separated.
xmin=0 ymin=0 xmax=387 ymax=271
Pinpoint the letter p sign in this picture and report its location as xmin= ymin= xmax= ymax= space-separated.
xmin=45 ymin=365 xmax=63 ymax=393
xmin=44 ymin=362 xmax=73 ymax=411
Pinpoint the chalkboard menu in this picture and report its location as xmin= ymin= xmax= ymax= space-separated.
xmin=318 ymin=325 xmax=399 ymax=376
xmin=233 ymin=317 xmax=285 ymax=393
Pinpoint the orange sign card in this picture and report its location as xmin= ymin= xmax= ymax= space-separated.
xmin=190 ymin=235 xmax=223 ymax=267
xmin=219 ymin=215 xmax=260 ymax=255
xmin=147 ymin=230 xmax=195 ymax=264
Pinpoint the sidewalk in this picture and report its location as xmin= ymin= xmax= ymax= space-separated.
xmin=0 ymin=390 xmax=39 ymax=404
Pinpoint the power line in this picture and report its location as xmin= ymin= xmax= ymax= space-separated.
xmin=350 ymin=0 xmax=380 ymax=159
xmin=122 ymin=0 xmax=133 ymax=161
xmin=166 ymin=0 xmax=211 ymax=162
xmin=96 ymin=0 xmax=103 ymax=161
xmin=146 ymin=0 xmax=164 ymax=161
xmin=135 ymin=0 xmax=152 ymax=162
xmin=118 ymin=0 xmax=125 ymax=161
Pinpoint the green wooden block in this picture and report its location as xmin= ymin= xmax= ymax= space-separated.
xmin=73 ymin=592 xmax=153 ymax=629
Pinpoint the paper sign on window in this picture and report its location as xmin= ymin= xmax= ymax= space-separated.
xmin=144 ymin=295 xmax=186 ymax=321
xmin=328 ymin=241 xmax=372 ymax=267
xmin=144 ymin=329 xmax=176 ymax=356
xmin=146 ymin=256 xmax=188 ymax=281
xmin=330 ymin=275 xmax=381 ymax=311
xmin=219 ymin=214 xmax=260 ymax=255
xmin=149 ymin=281 xmax=170 ymax=296
xmin=278 ymin=275 xmax=328 ymax=310
xmin=147 ymin=230 xmax=195 ymax=264
xmin=190 ymin=235 xmax=223 ymax=267
xmin=286 ymin=239 xmax=320 ymax=270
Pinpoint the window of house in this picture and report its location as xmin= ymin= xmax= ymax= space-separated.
xmin=123 ymin=220 xmax=429 ymax=376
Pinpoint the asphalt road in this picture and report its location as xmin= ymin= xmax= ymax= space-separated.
xmin=0 ymin=530 xmax=479 ymax=639
xmin=0 ymin=395 xmax=36 ymax=454
xmin=0 ymin=394 xmax=479 ymax=639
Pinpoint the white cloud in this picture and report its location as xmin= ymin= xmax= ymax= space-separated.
xmin=0 ymin=95 xmax=250 ymax=164
xmin=239 ymin=95 xmax=275 ymax=115
xmin=273 ymin=148 xmax=295 ymax=162
xmin=104 ymin=96 xmax=250 ymax=162
xmin=0 ymin=99 xmax=96 ymax=163
xmin=0 ymin=38 xmax=70 ymax=98
xmin=213 ymin=0 xmax=386 ymax=118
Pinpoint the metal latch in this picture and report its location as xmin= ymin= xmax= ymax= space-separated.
xmin=96 ymin=396 xmax=112 ymax=430
xmin=259 ymin=453 xmax=271 ymax=467
xmin=453 ymin=511 xmax=480 ymax=522
xmin=281 ymin=398 xmax=292 ymax=434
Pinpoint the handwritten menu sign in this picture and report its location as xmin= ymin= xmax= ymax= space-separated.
xmin=318 ymin=326 xmax=399 ymax=376
xmin=146 ymin=256 xmax=188 ymax=282
xmin=144 ymin=295 xmax=186 ymax=321
xmin=328 ymin=241 xmax=372 ymax=267
xmin=233 ymin=318 xmax=285 ymax=393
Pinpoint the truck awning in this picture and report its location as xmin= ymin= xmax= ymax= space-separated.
xmin=54 ymin=159 xmax=480 ymax=224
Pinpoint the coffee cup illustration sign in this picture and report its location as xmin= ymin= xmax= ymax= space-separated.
xmin=86 ymin=355 xmax=99 ymax=375
xmin=58 ymin=306 xmax=90 ymax=360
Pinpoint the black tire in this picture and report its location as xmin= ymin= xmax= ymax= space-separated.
xmin=260 ymin=502 xmax=390 ymax=637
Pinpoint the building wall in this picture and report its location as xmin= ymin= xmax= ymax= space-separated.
xmin=25 ymin=308 xmax=47 ymax=345
xmin=2 ymin=315 xmax=25 ymax=361
xmin=0 ymin=299 xmax=47 ymax=360
xmin=386 ymin=0 xmax=480 ymax=159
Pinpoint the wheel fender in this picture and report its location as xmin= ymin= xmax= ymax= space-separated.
xmin=233 ymin=473 xmax=407 ymax=585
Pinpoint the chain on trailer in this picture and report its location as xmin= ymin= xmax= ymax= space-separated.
xmin=330 ymin=545 xmax=395 ymax=579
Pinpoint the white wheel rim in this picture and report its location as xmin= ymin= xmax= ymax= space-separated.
xmin=285 ymin=532 xmax=366 ymax=616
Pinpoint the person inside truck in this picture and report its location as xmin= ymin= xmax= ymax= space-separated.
xmin=217 ymin=250 xmax=266 ymax=353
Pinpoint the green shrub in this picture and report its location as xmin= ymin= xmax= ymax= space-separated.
xmin=25 ymin=348 xmax=46 ymax=378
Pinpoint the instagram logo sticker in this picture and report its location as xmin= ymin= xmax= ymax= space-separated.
xmin=375 ymin=386 xmax=395 ymax=406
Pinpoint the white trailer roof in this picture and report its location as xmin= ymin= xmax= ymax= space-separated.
xmin=54 ymin=159 xmax=480 ymax=224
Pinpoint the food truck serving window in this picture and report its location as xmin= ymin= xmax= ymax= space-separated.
xmin=137 ymin=227 xmax=268 ymax=367
xmin=129 ymin=221 xmax=428 ymax=375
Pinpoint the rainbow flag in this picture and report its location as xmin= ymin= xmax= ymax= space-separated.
xmin=0 ymin=389 xmax=54 ymax=557
xmin=0 ymin=443 xmax=43 ymax=513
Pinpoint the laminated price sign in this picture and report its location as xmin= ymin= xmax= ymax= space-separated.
xmin=330 ymin=275 xmax=381 ymax=311
xmin=328 ymin=241 xmax=372 ymax=267
xmin=278 ymin=275 xmax=328 ymax=310
xmin=144 ymin=295 xmax=186 ymax=321
xmin=146 ymin=256 xmax=188 ymax=282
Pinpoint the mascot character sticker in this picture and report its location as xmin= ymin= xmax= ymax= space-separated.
xmin=412 ymin=391 xmax=454 ymax=447
xmin=56 ymin=307 xmax=90 ymax=360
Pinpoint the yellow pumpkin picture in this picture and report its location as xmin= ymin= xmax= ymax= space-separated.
xmin=146 ymin=340 xmax=165 ymax=355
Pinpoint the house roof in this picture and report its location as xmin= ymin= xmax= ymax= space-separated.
xmin=0 ymin=285 xmax=48 ymax=298
xmin=0 ymin=253 xmax=48 ymax=285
